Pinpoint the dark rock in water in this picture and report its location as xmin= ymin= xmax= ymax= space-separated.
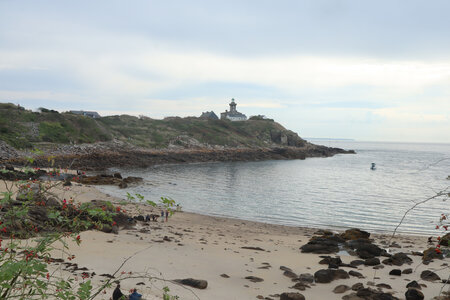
xmin=382 ymin=252 xmax=413 ymax=266
xmin=348 ymin=270 xmax=364 ymax=279
xmin=406 ymin=280 xmax=421 ymax=290
xmin=113 ymin=172 xmax=122 ymax=179
xmin=333 ymin=284 xmax=350 ymax=293
xmin=341 ymin=228 xmax=370 ymax=240
xmin=118 ymin=182 xmax=128 ymax=189
xmin=422 ymin=247 xmax=444 ymax=261
xmin=297 ymin=273 xmax=314 ymax=283
xmin=63 ymin=178 xmax=72 ymax=186
xmin=300 ymin=237 xmax=339 ymax=254
xmin=420 ymin=270 xmax=440 ymax=281
xmin=123 ymin=176 xmax=143 ymax=184
xmin=245 ymin=276 xmax=264 ymax=283
xmin=405 ymin=288 xmax=424 ymax=300
xmin=283 ymin=270 xmax=298 ymax=279
xmin=389 ymin=269 xmax=402 ymax=276
xmin=174 ymin=278 xmax=208 ymax=289
xmin=364 ymin=257 xmax=380 ymax=266
xmin=280 ymin=292 xmax=305 ymax=300
xmin=314 ymin=269 xmax=349 ymax=283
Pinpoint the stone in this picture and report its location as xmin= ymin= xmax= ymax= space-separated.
xmin=382 ymin=252 xmax=413 ymax=266
xmin=173 ymin=278 xmax=208 ymax=289
xmin=420 ymin=270 xmax=440 ymax=281
xmin=280 ymin=292 xmax=305 ymax=300
xmin=351 ymin=282 xmax=364 ymax=291
xmin=423 ymin=247 xmax=444 ymax=261
xmin=283 ymin=270 xmax=298 ymax=279
xmin=220 ymin=274 xmax=230 ymax=278
xmin=376 ymin=283 xmax=392 ymax=289
xmin=341 ymin=228 xmax=370 ymax=240
xmin=389 ymin=269 xmax=402 ymax=276
xmin=333 ymin=284 xmax=350 ymax=293
xmin=297 ymin=273 xmax=314 ymax=283
xmin=280 ymin=266 xmax=293 ymax=272
xmin=406 ymin=280 xmax=421 ymax=290
xmin=245 ymin=276 xmax=264 ymax=283
xmin=364 ymin=257 xmax=381 ymax=266
xmin=319 ymin=255 xmax=342 ymax=266
xmin=300 ymin=237 xmax=339 ymax=254
xmin=405 ymin=288 xmax=424 ymax=300
xmin=402 ymin=268 xmax=413 ymax=274
xmin=290 ymin=282 xmax=309 ymax=291
xmin=350 ymin=259 xmax=365 ymax=267
xmin=314 ymin=269 xmax=349 ymax=283
xmin=439 ymin=233 xmax=450 ymax=247
xmin=348 ymin=270 xmax=364 ymax=278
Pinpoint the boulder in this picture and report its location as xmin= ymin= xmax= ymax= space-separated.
xmin=290 ymin=282 xmax=309 ymax=291
xmin=402 ymin=268 xmax=413 ymax=274
xmin=382 ymin=252 xmax=412 ymax=266
xmin=283 ymin=270 xmax=298 ymax=279
xmin=364 ymin=257 xmax=380 ymax=266
xmin=341 ymin=228 xmax=370 ymax=240
xmin=280 ymin=292 xmax=305 ymax=300
xmin=405 ymin=288 xmax=424 ymax=300
xmin=297 ymin=273 xmax=314 ymax=283
xmin=388 ymin=269 xmax=402 ymax=276
xmin=406 ymin=280 xmax=421 ymax=290
xmin=351 ymin=282 xmax=364 ymax=291
xmin=420 ymin=270 xmax=440 ymax=281
xmin=423 ymin=247 xmax=444 ymax=261
xmin=300 ymin=237 xmax=339 ymax=254
xmin=314 ymin=269 xmax=349 ymax=283
xmin=333 ymin=284 xmax=350 ymax=293
xmin=173 ymin=278 xmax=208 ymax=289
xmin=439 ymin=233 xmax=450 ymax=247
xmin=348 ymin=270 xmax=364 ymax=278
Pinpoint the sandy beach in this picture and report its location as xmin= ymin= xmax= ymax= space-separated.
xmin=1 ymin=181 xmax=449 ymax=299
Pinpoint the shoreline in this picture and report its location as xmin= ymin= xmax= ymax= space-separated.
xmin=1 ymin=181 xmax=448 ymax=299
xmin=3 ymin=144 xmax=355 ymax=171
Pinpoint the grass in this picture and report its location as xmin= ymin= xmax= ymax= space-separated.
xmin=0 ymin=102 xmax=305 ymax=149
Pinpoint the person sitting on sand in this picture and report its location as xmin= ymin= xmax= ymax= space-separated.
xmin=112 ymin=283 xmax=125 ymax=300
xmin=129 ymin=288 xmax=142 ymax=300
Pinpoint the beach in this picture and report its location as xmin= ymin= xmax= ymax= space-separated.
xmin=13 ymin=182 xmax=447 ymax=300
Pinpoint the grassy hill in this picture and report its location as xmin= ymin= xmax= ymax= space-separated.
xmin=0 ymin=103 xmax=306 ymax=149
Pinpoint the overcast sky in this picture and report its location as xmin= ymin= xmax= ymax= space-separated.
xmin=1 ymin=0 xmax=449 ymax=143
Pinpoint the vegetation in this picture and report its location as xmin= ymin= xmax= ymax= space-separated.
xmin=0 ymin=103 xmax=305 ymax=149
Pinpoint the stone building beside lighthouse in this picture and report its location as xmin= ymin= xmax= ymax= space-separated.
xmin=220 ymin=98 xmax=247 ymax=121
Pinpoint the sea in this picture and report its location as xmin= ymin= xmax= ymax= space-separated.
xmin=96 ymin=141 xmax=450 ymax=236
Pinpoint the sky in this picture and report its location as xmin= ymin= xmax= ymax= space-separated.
xmin=0 ymin=0 xmax=449 ymax=143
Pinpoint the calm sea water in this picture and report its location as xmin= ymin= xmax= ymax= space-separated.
xmin=97 ymin=141 xmax=450 ymax=235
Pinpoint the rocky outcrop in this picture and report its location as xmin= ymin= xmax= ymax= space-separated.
xmin=5 ymin=144 xmax=355 ymax=171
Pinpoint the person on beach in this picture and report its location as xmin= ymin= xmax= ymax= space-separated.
xmin=160 ymin=210 xmax=164 ymax=222
xmin=165 ymin=210 xmax=169 ymax=222
xmin=129 ymin=288 xmax=142 ymax=300
xmin=112 ymin=283 xmax=125 ymax=300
